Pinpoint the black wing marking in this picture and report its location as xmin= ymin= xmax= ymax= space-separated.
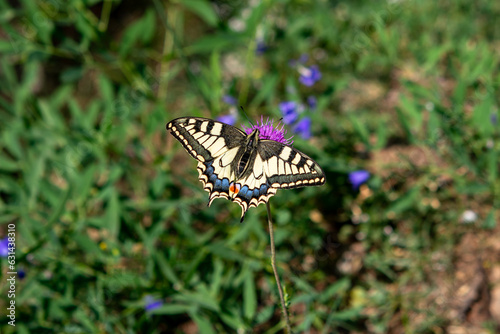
xmin=166 ymin=117 xmax=246 ymax=162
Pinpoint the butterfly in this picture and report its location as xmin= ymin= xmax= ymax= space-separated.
xmin=166 ymin=117 xmax=326 ymax=222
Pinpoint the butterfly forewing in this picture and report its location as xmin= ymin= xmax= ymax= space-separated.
xmin=257 ymin=140 xmax=326 ymax=189
xmin=166 ymin=117 xmax=246 ymax=161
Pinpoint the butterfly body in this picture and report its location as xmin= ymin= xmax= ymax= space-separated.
xmin=166 ymin=117 xmax=325 ymax=222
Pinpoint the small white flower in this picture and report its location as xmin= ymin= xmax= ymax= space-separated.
xmin=460 ymin=210 xmax=477 ymax=224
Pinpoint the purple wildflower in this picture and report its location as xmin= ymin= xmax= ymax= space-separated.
xmin=289 ymin=54 xmax=309 ymax=67
xmin=242 ymin=117 xmax=293 ymax=145
xmin=216 ymin=114 xmax=237 ymax=125
xmin=18 ymin=269 xmax=25 ymax=280
xmin=279 ymin=101 xmax=299 ymax=125
xmin=144 ymin=295 xmax=163 ymax=312
xmin=293 ymin=117 xmax=312 ymax=140
xmin=491 ymin=113 xmax=498 ymax=125
xmin=0 ymin=237 xmax=9 ymax=257
xmin=348 ymin=170 xmax=370 ymax=190
xmin=307 ymin=96 xmax=317 ymax=110
xmin=256 ymin=40 xmax=267 ymax=55
xmin=299 ymin=65 xmax=322 ymax=87
xmin=222 ymin=95 xmax=237 ymax=106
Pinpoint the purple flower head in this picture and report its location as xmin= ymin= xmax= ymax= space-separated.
xmin=491 ymin=113 xmax=498 ymax=125
xmin=0 ymin=237 xmax=9 ymax=258
xmin=348 ymin=170 xmax=370 ymax=190
xmin=242 ymin=116 xmax=293 ymax=146
xmin=307 ymin=95 xmax=317 ymax=110
xmin=144 ymin=295 xmax=163 ymax=312
xmin=256 ymin=40 xmax=267 ymax=55
xmin=222 ymin=95 xmax=237 ymax=106
xmin=216 ymin=114 xmax=237 ymax=125
xmin=299 ymin=65 xmax=322 ymax=87
xmin=293 ymin=117 xmax=312 ymax=140
xmin=279 ymin=101 xmax=299 ymax=125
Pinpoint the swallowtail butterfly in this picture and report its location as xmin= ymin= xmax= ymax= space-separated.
xmin=166 ymin=117 xmax=325 ymax=222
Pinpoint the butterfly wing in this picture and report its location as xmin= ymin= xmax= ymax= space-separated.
xmin=167 ymin=117 xmax=326 ymax=222
xmin=166 ymin=117 xmax=245 ymax=162
xmin=167 ymin=117 xmax=248 ymax=214
xmin=257 ymin=140 xmax=326 ymax=189
xmin=226 ymin=141 xmax=326 ymax=221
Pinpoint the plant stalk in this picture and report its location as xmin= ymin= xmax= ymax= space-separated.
xmin=266 ymin=202 xmax=292 ymax=333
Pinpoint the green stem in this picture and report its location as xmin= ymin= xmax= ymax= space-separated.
xmin=266 ymin=202 xmax=292 ymax=333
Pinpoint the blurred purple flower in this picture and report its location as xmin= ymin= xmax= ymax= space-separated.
xmin=18 ymin=269 xmax=25 ymax=280
xmin=0 ymin=237 xmax=9 ymax=257
xmin=144 ymin=296 xmax=163 ymax=312
xmin=491 ymin=113 xmax=498 ymax=125
xmin=307 ymin=95 xmax=317 ymax=110
xmin=216 ymin=114 xmax=237 ymax=125
xmin=348 ymin=170 xmax=370 ymax=190
xmin=242 ymin=116 xmax=293 ymax=145
xmin=293 ymin=117 xmax=312 ymax=140
xmin=222 ymin=95 xmax=237 ymax=106
xmin=279 ymin=101 xmax=299 ymax=125
xmin=256 ymin=40 xmax=267 ymax=55
xmin=289 ymin=54 xmax=309 ymax=67
xmin=299 ymin=65 xmax=322 ymax=86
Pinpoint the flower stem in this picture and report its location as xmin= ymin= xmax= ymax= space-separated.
xmin=266 ymin=202 xmax=292 ymax=333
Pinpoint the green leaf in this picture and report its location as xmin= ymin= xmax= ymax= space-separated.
xmin=191 ymin=312 xmax=217 ymax=334
xmin=482 ymin=210 xmax=496 ymax=229
xmin=173 ymin=291 xmax=220 ymax=312
xmin=150 ymin=304 xmax=193 ymax=315
xmin=104 ymin=189 xmax=120 ymax=240
xmin=180 ymin=0 xmax=218 ymax=27
xmin=243 ymin=269 xmax=257 ymax=320
xmin=472 ymin=94 xmax=494 ymax=137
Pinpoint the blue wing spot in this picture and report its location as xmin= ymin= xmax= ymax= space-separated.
xmin=214 ymin=178 xmax=222 ymax=190
xmin=253 ymin=188 xmax=260 ymax=198
xmin=204 ymin=161 xmax=214 ymax=175
xmin=209 ymin=173 xmax=218 ymax=183
xmin=239 ymin=185 xmax=252 ymax=200
xmin=259 ymin=184 xmax=269 ymax=195
xmin=221 ymin=178 xmax=230 ymax=191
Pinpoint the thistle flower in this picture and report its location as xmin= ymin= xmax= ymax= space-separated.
xmin=242 ymin=117 xmax=293 ymax=145
xmin=293 ymin=117 xmax=312 ymax=140
xmin=279 ymin=101 xmax=299 ymax=125
xmin=348 ymin=170 xmax=370 ymax=190
xmin=299 ymin=65 xmax=322 ymax=87
xmin=144 ymin=295 xmax=163 ymax=312
xmin=216 ymin=114 xmax=237 ymax=125
xmin=0 ymin=237 xmax=9 ymax=257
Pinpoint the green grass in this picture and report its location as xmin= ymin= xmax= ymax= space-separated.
xmin=0 ymin=0 xmax=499 ymax=333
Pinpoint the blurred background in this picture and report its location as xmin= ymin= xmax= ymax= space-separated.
xmin=1 ymin=0 xmax=499 ymax=333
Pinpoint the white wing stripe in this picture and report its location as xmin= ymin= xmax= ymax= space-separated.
xmin=200 ymin=121 xmax=208 ymax=132
xmin=292 ymin=153 xmax=301 ymax=164
xmin=211 ymin=122 xmax=223 ymax=136
xmin=208 ymin=137 xmax=226 ymax=155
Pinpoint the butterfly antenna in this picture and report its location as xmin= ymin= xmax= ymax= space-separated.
xmin=240 ymin=106 xmax=254 ymax=126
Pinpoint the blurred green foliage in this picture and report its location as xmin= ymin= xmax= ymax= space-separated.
xmin=0 ymin=0 xmax=499 ymax=333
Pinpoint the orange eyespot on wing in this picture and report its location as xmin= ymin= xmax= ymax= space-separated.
xmin=229 ymin=182 xmax=241 ymax=195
